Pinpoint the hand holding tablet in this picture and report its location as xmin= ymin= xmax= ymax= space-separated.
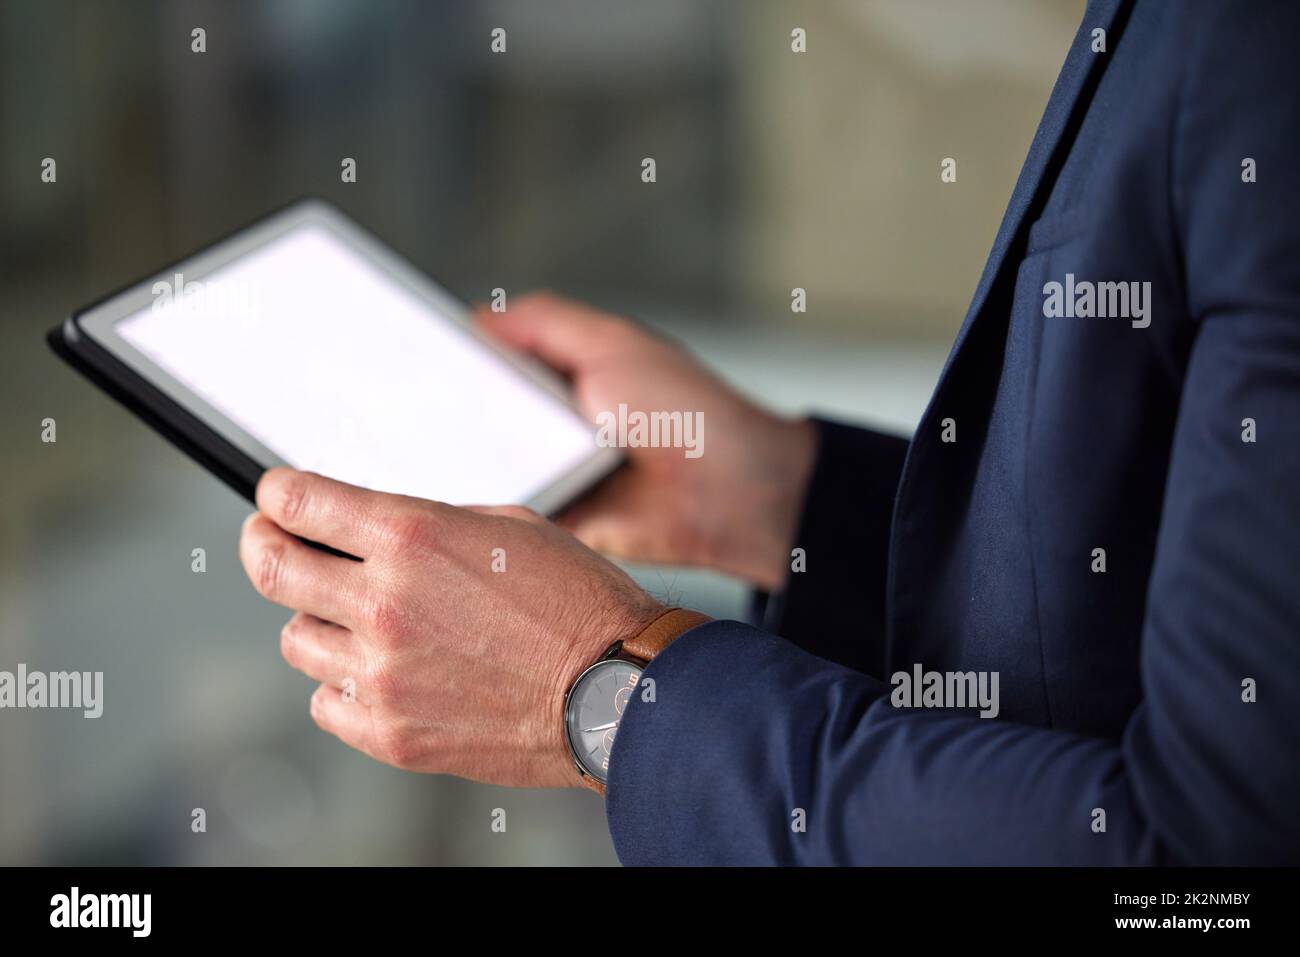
xmin=45 ymin=203 xmax=816 ymax=793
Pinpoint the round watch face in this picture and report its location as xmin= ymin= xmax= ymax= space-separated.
xmin=565 ymin=657 xmax=642 ymax=785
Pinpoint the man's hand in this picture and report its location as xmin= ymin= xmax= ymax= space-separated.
xmin=478 ymin=292 xmax=817 ymax=590
xmin=238 ymin=468 xmax=665 ymax=787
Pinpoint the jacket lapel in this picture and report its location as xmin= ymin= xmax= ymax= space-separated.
xmin=884 ymin=0 xmax=1131 ymax=650
xmin=939 ymin=0 xmax=1129 ymax=385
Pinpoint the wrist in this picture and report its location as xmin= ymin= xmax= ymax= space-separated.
xmin=716 ymin=414 xmax=817 ymax=591
xmin=555 ymin=596 xmax=665 ymax=705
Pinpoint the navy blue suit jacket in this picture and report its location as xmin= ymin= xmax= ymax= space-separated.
xmin=605 ymin=0 xmax=1300 ymax=865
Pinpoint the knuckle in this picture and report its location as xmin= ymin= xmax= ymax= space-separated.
xmin=277 ymin=473 xmax=309 ymax=525
xmin=379 ymin=509 xmax=439 ymax=557
xmin=279 ymin=619 xmax=301 ymax=664
xmin=366 ymin=659 xmax=404 ymax=703
xmin=309 ymin=687 xmax=329 ymax=725
xmin=255 ymin=541 xmax=287 ymax=600
xmin=366 ymin=594 xmax=413 ymax=643
xmin=375 ymin=726 xmax=419 ymax=768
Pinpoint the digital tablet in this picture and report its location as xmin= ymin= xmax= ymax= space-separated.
xmin=48 ymin=198 xmax=621 ymax=515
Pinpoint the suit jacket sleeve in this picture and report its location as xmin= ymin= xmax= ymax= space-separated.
xmin=605 ymin=3 xmax=1300 ymax=865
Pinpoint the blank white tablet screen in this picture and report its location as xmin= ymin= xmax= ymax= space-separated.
xmin=115 ymin=223 xmax=598 ymax=506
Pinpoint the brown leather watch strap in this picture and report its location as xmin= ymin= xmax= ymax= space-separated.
xmin=621 ymin=607 xmax=712 ymax=664
xmin=576 ymin=607 xmax=711 ymax=798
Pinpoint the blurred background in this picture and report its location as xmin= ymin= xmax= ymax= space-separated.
xmin=0 ymin=0 xmax=1081 ymax=865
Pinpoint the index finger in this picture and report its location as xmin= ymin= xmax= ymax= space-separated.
xmin=255 ymin=468 xmax=426 ymax=559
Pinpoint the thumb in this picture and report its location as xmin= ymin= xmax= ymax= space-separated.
xmin=474 ymin=291 xmax=620 ymax=375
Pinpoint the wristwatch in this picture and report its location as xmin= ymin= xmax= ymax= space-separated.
xmin=564 ymin=607 xmax=711 ymax=796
